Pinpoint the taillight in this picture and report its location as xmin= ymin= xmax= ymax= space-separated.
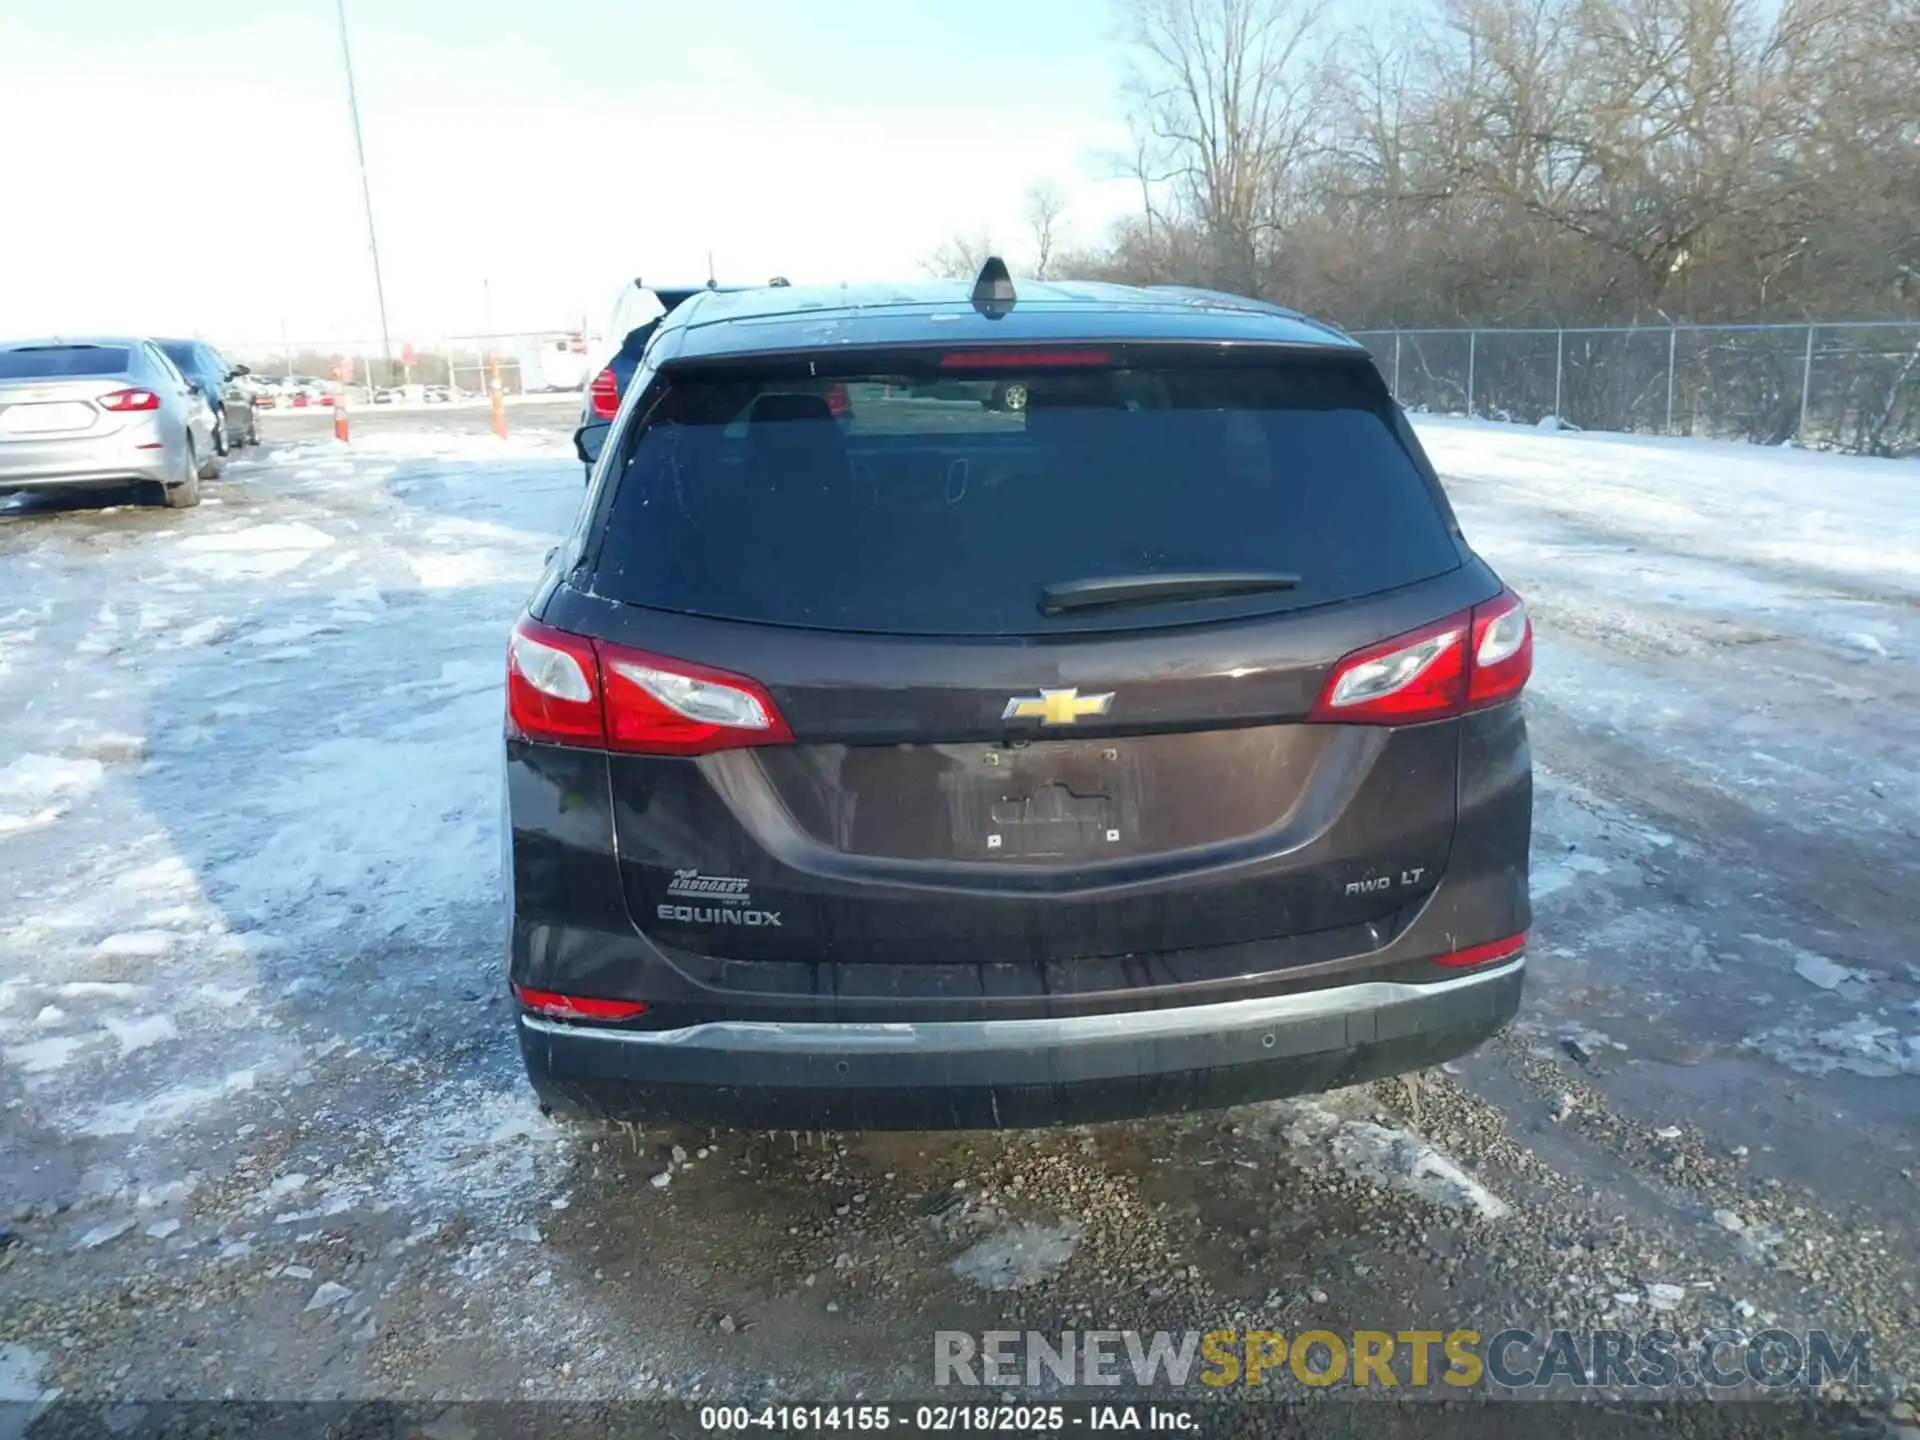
xmin=599 ymin=642 xmax=792 ymax=755
xmin=588 ymin=366 xmax=620 ymax=419
xmin=825 ymin=383 xmax=849 ymax=418
xmin=507 ymin=621 xmax=604 ymax=746
xmin=1466 ymin=590 xmax=1532 ymax=707
xmin=99 ymin=388 xmax=161 ymax=412
xmin=1433 ymin=932 xmax=1527 ymax=968
xmin=505 ymin=618 xmax=793 ymax=757
xmin=1310 ymin=590 xmax=1532 ymax=725
xmin=513 ymin=984 xmax=648 ymax=1021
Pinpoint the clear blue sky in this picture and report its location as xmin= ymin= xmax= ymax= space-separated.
xmin=0 ymin=0 xmax=1141 ymax=347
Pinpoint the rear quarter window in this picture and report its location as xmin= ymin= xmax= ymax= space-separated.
xmin=589 ymin=356 xmax=1460 ymax=636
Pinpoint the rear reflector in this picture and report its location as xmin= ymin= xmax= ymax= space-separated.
xmin=589 ymin=366 xmax=620 ymax=419
xmin=1310 ymin=590 xmax=1532 ymax=725
xmin=1432 ymin=932 xmax=1527 ymax=968
xmin=513 ymin=985 xmax=648 ymax=1021
xmin=99 ymin=388 xmax=161 ymax=412
xmin=938 ymin=349 xmax=1111 ymax=369
xmin=506 ymin=617 xmax=793 ymax=757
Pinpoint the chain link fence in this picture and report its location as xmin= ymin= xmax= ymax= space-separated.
xmin=1348 ymin=322 xmax=1920 ymax=457
xmin=222 ymin=331 xmax=593 ymax=404
xmin=219 ymin=321 xmax=1920 ymax=454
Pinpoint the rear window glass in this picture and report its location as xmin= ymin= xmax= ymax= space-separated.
xmin=0 ymin=347 xmax=130 ymax=379
xmin=590 ymin=359 xmax=1458 ymax=636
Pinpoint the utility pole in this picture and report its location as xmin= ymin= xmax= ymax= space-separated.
xmin=335 ymin=0 xmax=394 ymax=388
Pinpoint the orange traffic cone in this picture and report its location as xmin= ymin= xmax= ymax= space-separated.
xmin=333 ymin=402 xmax=350 ymax=443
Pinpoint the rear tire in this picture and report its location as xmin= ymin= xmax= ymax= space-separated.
xmin=197 ymin=432 xmax=222 ymax=481
xmin=167 ymin=440 xmax=202 ymax=507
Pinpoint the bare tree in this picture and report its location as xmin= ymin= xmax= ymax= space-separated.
xmin=1118 ymin=0 xmax=1337 ymax=292
xmin=1022 ymin=181 xmax=1070 ymax=279
xmin=1085 ymin=0 xmax=1914 ymax=328
xmin=1071 ymin=0 xmax=1918 ymax=447
xmin=922 ymin=230 xmax=994 ymax=280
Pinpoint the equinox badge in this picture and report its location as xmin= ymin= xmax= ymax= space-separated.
xmin=1002 ymin=687 xmax=1115 ymax=725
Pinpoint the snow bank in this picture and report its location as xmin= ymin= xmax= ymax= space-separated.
xmin=0 ymin=755 xmax=104 ymax=805
xmin=1326 ymin=1121 xmax=1512 ymax=1220
xmin=1413 ymin=416 xmax=1920 ymax=596
xmin=213 ymin=689 xmax=502 ymax=933
xmin=170 ymin=522 xmax=337 ymax=582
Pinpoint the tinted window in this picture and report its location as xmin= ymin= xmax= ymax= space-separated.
xmin=0 ymin=346 xmax=130 ymax=379
xmin=591 ymin=359 xmax=1459 ymax=636
xmin=159 ymin=342 xmax=199 ymax=370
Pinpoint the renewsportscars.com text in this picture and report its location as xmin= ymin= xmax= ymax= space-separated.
xmin=934 ymin=1328 xmax=1871 ymax=1391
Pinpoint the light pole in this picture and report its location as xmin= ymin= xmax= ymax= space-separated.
xmin=335 ymin=0 xmax=393 ymax=389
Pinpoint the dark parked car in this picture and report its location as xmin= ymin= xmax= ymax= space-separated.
xmin=156 ymin=339 xmax=259 ymax=452
xmin=509 ymin=262 xmax=1533 ymax=1130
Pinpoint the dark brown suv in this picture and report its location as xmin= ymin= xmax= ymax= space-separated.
xmin=505 ymin=263 xmax=1533 ymax=1130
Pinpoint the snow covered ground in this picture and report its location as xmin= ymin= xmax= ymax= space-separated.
xmin=1414 ymin=416 xmax=1920 ymax=1093
xmin=0 ymin=409 xmax=1915 ymax=1407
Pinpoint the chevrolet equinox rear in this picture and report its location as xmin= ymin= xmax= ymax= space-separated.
xmin=505 ymin=265 xmax=1532 ymax=1130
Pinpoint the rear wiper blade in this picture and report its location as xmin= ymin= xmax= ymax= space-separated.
xmin=1038 ymin=570 xmax=1302 ymax=616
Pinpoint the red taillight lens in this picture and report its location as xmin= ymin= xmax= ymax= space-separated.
xmin=589 ymin=366 xmax=620 ymax=419
xmin=938 ymin=349 xmax=1111 ymax=369
xmin=1310 ymin=611 xmax=1470 ymax=724
xmin=598 ymin=638 xmax=794 ymax=756
xmin=825 ymin=383 xmax=849 ymax=418
xmin=507 ymin=620 xmax=604 ymax=746
xmin=1466 ymin=590 xmax=1533 ymax=708
xmin=1310 ymin=591 xmax=1532 ymax=725
xmin=1433 ymin=932 xmax=1527 ymax=968
xmin=513 ymin=985 xmax=648 ymax=1021
xmin=99 ymin=388 xmax=161 ymax=412
xmin=505 ymin=618 xmax=793 ymax=757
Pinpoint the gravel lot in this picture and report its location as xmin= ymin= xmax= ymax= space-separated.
xmin=1 ymin=403 xmax=1915 ymax=1430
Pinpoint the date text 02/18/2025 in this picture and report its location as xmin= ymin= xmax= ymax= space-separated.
xmin=697 ymin=1403 xmax=1196 ymax=1433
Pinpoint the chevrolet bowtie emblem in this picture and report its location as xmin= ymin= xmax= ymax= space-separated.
xmin=1002 ymin=687 xmax=1115 ymax=725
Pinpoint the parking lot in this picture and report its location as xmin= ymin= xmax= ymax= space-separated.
xmin=1 ymin=399 xmax=1916 ymax=1414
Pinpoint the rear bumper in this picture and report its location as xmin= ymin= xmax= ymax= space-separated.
xmin=0 ymin=429 xmax=180 ymax=489
xmin=519 ymin=955 xmax=1523 ymax=1130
